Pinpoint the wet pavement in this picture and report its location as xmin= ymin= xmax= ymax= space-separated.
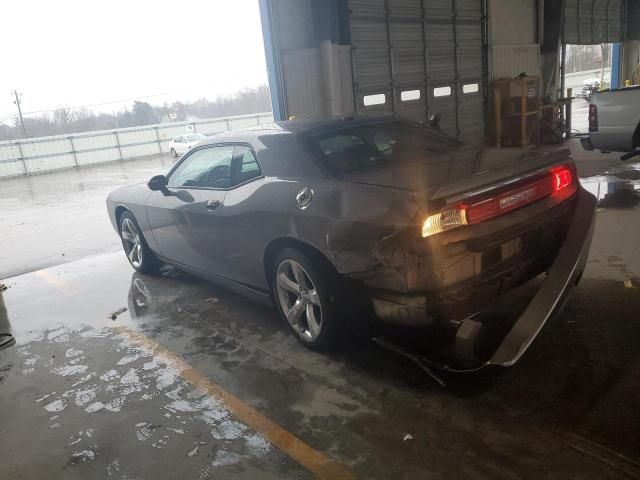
xmin=1 ymin=152 xmax=640 ymax=479
xmin=0 ymin=155 xmax=174 ymax=279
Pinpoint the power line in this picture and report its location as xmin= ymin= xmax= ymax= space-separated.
xmin=0 ymin=87 xmax=192 ymax=121
xmin=0 ymin=82 xmax=263 ymax=124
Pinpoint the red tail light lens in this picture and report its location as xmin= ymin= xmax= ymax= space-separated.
xmin=422 ymin=165 xmax=577 ymax=237
xmin=552 ymin=166 xmax=572 ymax=192
xmin=589 ymin=104 xmax=598 ymax=132
xmin=465 ymin=177 xmax=551 ymax=224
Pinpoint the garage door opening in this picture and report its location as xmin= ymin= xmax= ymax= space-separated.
xmin=564 ymin=43 xmax=614 ymax=134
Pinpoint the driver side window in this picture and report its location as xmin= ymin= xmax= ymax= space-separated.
xmin=168 ymin=145 xmax=234 ymax=189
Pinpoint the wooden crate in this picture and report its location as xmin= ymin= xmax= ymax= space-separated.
xmin=493 ymin=76 xmax=540 ymax=148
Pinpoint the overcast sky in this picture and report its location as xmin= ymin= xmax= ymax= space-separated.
xmin=0 ymin=0 xmax=268 ymax=123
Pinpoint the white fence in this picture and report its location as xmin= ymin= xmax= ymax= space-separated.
xmin=0 ymin=112 xmax=273 ymax=179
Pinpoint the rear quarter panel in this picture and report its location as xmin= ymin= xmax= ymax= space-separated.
xmin=221 ymin=176 xmax=423 ymax=291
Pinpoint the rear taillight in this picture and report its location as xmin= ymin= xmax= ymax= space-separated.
xmin=589 ymin=104 xmax=598 ymax=132
xmin=422 ymin=205 xmax=467 ymax=237
xmin=552 ymin=166 xmax=572 ymax=192
xmin=421 ymin=165 xmax=577 ymax=238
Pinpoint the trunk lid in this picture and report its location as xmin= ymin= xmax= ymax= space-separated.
xmin=337 ymin=146 xmax=571 ymax=200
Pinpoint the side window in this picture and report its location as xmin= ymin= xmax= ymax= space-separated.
xmin=168 ymin=145 xmax=234 ymax=189
xmin=174 ymin=136 xmax=183 ymax=143
xmin=231 ymin=146 xmax=262 ymax=187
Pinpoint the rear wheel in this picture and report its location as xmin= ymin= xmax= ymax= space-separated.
xmin=119 ymin=212 xmax=160 ymax=274
xmin=272 ymin=248 xmax=342 ymax=350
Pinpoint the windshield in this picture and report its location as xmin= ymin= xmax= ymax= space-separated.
xmin=308 ymin=121 xmax=460 ymax=175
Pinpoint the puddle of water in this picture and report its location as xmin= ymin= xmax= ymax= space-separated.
xmin=580 ymin=163 xmax=640 ymax=209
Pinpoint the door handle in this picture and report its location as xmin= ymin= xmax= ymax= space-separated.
xmin=206 ymin=200 xmax=222 ymax=210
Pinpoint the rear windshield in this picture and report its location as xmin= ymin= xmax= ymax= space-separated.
xmin=308 ymin=121 xmax=460 ymax=175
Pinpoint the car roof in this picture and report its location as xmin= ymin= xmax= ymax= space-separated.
xmin=198 ymin=115 xmax=400 ymax=145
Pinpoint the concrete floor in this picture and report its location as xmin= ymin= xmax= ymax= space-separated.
xmin=1 ymin=148 xmax=639 ymax=479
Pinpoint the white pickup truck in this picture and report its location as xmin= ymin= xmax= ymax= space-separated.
xmin=581 ymin=86 xmax=640 ymax=160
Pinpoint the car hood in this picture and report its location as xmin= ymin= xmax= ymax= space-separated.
xmin=336 ymin=146 xmax=571 ymax=199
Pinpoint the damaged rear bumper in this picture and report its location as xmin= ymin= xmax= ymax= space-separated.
xmin=481 ymin=187 xmax=596 ymax=366
xmin=370 ymin=187 xmax=597 ymax=368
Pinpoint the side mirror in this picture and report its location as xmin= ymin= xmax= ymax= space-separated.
xmin=428 ymin=113 xmax=441 ymax=130
xmin=148 ymin=175 xmax=168 ymax=192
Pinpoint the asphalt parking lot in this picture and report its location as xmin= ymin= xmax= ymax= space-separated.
xmin=1 ymin=144 xmax=639 ymax=479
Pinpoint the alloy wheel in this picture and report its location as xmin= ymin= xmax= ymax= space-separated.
xmin=121 ymin=218 xmax=143 ymax=269
xmin=275 ymin=259 xmax=323 ymax=341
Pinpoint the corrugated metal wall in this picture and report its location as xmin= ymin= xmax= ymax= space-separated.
xmin=281 ymin=43 xmax=355 ymax=119
xmin=282 ymin=49 xmax=325 ymax=118
xmin=348 ymin=0 xmax=486 ymax=144
xmin=491 ymin=44 xmax=540 ymax=79
xmin=0 ymin=113 xmax=273 ymax=179
xmin=563 ymin=0 xmax=625 ymax=44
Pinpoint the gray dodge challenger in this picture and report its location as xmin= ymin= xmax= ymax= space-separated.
xmin=107 ymin=117 xmax=596 ymax=368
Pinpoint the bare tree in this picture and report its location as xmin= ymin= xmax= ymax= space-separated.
xmin=0 ymin=85 xmax=272 ymax=141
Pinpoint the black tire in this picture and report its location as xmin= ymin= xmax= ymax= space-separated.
xmin=271 ymin=248 xmax=343 ymax=350
xmin=170 ymin=148 xmax=178 ymax=158
xmin=119 ymin=211 xmax=160 ymax=274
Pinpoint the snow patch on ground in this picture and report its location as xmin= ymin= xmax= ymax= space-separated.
xmin=44 ymin=398 xmax=67 ymax=412
xmin=65 ymin=348 xmax=84 ymax=358
xmin=52 ymin=364 xmax=89 ymax=377
xmin=116 ymin=354 xmax=141 ymax=366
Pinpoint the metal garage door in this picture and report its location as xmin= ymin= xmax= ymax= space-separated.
xmin=563 ymin=0 xmax=626 ymax=44
xmin=349 ymin=0 xmax=486 ymax=144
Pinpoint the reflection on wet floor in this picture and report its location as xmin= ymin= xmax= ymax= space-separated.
xmin=0 ymin=155 xmax=174 ymax=205
xmin=0 ymin=257 xmax=311 ymax=479
xmin=580 ymin=162 xmax=640 ymax=208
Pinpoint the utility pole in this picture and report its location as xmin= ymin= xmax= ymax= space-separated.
xmin=12 ymin=90 xmax=28 ymax=138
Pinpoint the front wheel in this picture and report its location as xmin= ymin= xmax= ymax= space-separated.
xmin=170 ymin=148 xmax=178 ymax=158
xmin=119 ymin=212 xmax=160 ymax=274
xmin=272 ymin=248 xmax=342 ymax=350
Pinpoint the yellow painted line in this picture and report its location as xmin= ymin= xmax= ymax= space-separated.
xmin=35 ymin=270 xmax=69 ymax=292
xmin=33 ymin=267 xmax=355 ymax=478
xmin=114 ymin=325 xmax=355 ymax=479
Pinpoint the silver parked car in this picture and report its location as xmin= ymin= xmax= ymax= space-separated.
xmin=107 ymin=117 xmax=596 ymax=368
xmin=169 ymin=133 xmax=207 ymax=157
